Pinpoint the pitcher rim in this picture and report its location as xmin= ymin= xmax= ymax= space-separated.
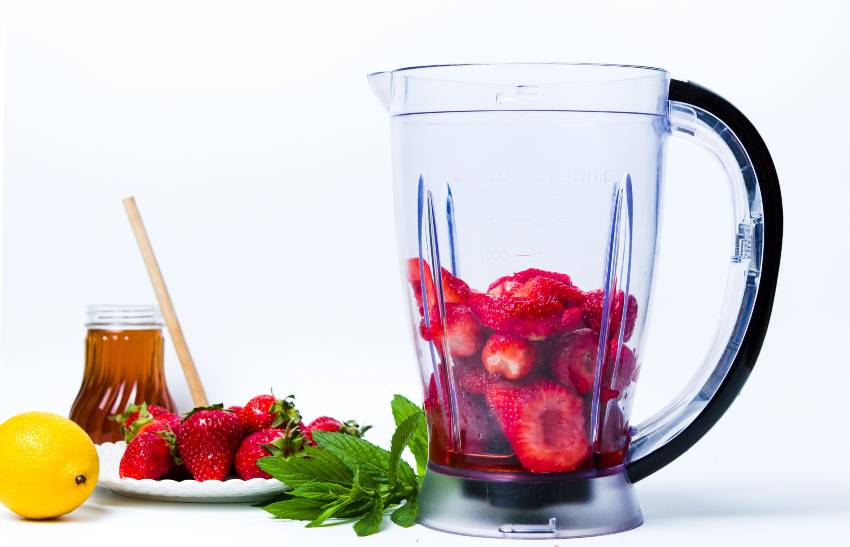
xmin=367 ymin=62 xmax=668 ymax=80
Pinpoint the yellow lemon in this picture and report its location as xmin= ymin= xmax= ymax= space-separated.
xmin=0 ymin=412 xmax=99 ymax=519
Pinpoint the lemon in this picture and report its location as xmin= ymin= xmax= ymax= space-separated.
xmin=0 ymin=412 xmax=99 ymax=519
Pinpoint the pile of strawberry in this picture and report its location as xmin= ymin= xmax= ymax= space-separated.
xmin=114 ymin=396 xmax=369 ymax=481
xmin=406 ymin=259 xmax=639 ymax=474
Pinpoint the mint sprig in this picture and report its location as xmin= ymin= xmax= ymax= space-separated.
xmin=390 ymin=394 xmax=429 ymax=477
xmin=258 ymin=394 xmax=427 ymax=536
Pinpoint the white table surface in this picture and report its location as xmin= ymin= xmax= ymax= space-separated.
xmin=2 ymin=463 xmax=848 ymax=546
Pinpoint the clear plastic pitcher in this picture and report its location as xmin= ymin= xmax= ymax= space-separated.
xmin=368 ymin=63 xmax=782 ymax=539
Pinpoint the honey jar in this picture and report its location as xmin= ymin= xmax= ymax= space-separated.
xmin=69 ymin=305 xmax=176 ymax=443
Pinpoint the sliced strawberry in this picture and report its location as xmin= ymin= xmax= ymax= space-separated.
xmin=458 ymin=391 xmax=510 ymax=455
xmin=551 ymin=331 xmax=637 ymax=401
xmin=487 ymin=277 xmax=524 ymax=297
xmin=487 ymin=268 xmax=573 ymax=296
xmin=559 ymin=307 xmax=586 ymax=332
xmin=455 ymin=360 xmax=501 ymax=396
xmin=601 ymin=341 xmax=637 ymax=401
xmin=441 ymin=268 xmax=471 ymax=304
xmin=486 ymin=380 xmax=590 ymax=473
xmin=481 ymin=333 xmax=537 ymax=380
xmin=582 ymin=289 xmax=638 ymax=342
xmin=445 ymin=304 xmax=484 ymax=358
xmin=407 ymin=261 xmax=471 ymax=348
xmin=596 ymin=402 xmax=629 ymax=468
xmin=406 ymin=258 xmax=436 ymax=310
xmin=550 ymin=329 xmax=600 ymax=395
xmin=512 ymin=276 xmax=585 ymax=307
xmin=467 ymin=292 xmax=564 ymax=340
xmin=425 ymin=368 xmax=453 ymax=464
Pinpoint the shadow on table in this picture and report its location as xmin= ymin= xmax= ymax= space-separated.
xmin=89 ymin=487 xmax=260 ymax=512
xmin=639 ymin=477 xmax=850 ymax=521
xmin=0 ymin=504 xmax=109 ymax=524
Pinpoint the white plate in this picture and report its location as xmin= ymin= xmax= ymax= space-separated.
xmin=96 ymin=441 xmax=289 ymax=503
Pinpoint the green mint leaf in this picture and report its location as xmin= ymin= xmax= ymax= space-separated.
xmin=335 ymin=498 xmax=378 ymax=519
xmin=390 ymin=495 xmax=419 ymax=527
xmin=263 ymin=497 xmax=326 ymax=520
xmin=285 ymin=481 xmax=351 ymax=501
xmin=312 ymin=430 xmax=416 ymax=487
xmin=349 ymin=468 xmax=379 ymax=501
xmin=306 ymin=498 xmax=351 ymax=528
xmin=353 ymin=496 xmax=385 ymax=536
xmin=389 ymin=411 xmax=424 ymax=487
xmin=257 ymin=448 xmax=353 ymax=487
xmin=391 ymin=394 xmax=428 ymax=476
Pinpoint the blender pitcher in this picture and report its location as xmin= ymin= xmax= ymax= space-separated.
xmin=368 ymin=63 xmax=782 ymax=539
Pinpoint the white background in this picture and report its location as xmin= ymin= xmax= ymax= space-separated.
xmin=2 ymin=0 xmax=849 ymax=545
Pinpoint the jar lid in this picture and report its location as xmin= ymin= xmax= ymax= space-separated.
xmin=85 ymin=305 xmax=164 ymax=329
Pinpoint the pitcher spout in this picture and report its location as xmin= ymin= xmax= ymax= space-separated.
xmin=367 ymin=71 xmax=392 ymax=111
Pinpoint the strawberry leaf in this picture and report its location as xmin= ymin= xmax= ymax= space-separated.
xmin=391 ymin=394 xmax=428 ymax=477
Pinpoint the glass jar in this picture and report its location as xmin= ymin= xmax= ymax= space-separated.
xmin=69 ymin=305 xmax=177 ymax=443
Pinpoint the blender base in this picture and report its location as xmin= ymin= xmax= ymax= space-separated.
xmin=418 ymin=464 xmax=643 ymax=539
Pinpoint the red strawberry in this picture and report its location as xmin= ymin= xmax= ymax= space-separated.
xmin=445 ymin=303 xmax=484 ymax=358
xmin=601 ymin=342 xmax=637 ymax=401
xmin=550 ymin=331 xmax=637 ymax=401
xmin=406 ymin=258 xmax=436 ymax=310
xmin=467 ymin=291 xmax=564 ymax=340
xmin=486 ymin=380 xmax=590 ymax=473
xmin=512 ymin=276 xmax=585 ymax=308
xmin=119 ymin=429 xmax=179 ymax=479
xmin=407 ymin=259 xmax=461 ymax=347
xmin=112 ymin=402 xmax=180 ymax=443
xmin=481 ymin=333 xmax=537 ymax=380
xmin=441 ymin=268 xmax=470 ymax=304
xmin=424 ymin=367 xmax=455 ymax=463
xmin=487 ymin=278 xmax=523 ymax=297
xmin=550 ymin=329 xmax=600 ymax=395
xmin=177 ymin=405 xmax=244 ymax=481
xmin=487 ymin=268 xmax=573 ymax=295
xmin=237 ymin=393 xmax=301 ymax=433
xmin=559 ymin=307 xmax=586 ymax=332
xmin=301 ymin=416 xmax=371 ymax=445
xmin=596 ymin=403 xmax=629 ymax=468
xmin=235 ymin=427 xmax=303 ymax=480
xmin=458 ymin=391 xmax=510 ymax=455
xmin=582 ymin=289 xmax=638 ymax=342
xmin=406 ymin=258 xmax=441 ymax=323
xmin=455 ymin=360 xmax=501 ymax=396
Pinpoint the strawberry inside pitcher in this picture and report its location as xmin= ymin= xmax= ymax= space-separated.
xmin=406 ymin=258 xmax=639 ymax=474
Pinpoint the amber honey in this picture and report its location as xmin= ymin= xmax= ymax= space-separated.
xmin=69 ymin=306 xmax=176 ymax=443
